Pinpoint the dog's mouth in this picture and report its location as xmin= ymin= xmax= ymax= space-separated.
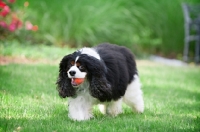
xmin=71 ymin=78 xmax=85 ymax=87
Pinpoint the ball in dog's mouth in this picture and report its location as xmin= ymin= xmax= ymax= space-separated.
xmin=71 ymin=78 xmax=85 ymax=86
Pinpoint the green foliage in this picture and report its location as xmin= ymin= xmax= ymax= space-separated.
xmin=11 ymin=0 xmax=200 ymax=56
xmin=0 ymin=63 xmax=200 ymax=131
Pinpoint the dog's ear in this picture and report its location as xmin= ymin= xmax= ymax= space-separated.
xmin=56 ymin=55 xmax=75 ymax=98
xmin=81 ymin=55 xmax=112 ymax=101
xmin=90 ymin=76 xmax=112 ymax=102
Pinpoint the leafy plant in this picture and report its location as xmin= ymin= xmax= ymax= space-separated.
xmin=0 ymin=0 xmax=38 ymax=40
xmin=2 ymin=0 xmax=200 ymax=58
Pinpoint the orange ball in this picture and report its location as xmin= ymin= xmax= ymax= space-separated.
xmin=74 ymin=78 xmax=84 ymax=85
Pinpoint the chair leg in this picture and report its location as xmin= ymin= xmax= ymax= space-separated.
xmin=195 ymin=41 xmax=200 ymax=63
xmin=183 ymin=24 xmax=190 ymax=62
xmin=195 ymin=25 xmax=200 ymax=64
xmin=183 ymin=37 xmax=190 ymax=62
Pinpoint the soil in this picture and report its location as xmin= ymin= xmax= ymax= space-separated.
xmin=0 ymin=55 xmax=158 ymax=67
xmin=0 ymin=56 xmax=59 ymax=65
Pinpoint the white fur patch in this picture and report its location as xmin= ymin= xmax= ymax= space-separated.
xmin=106 ymin=98 xmax=123 ymax=116
xmin=123 ymin=75 xmax=144 ymax=113
xmin=68 ymin=95 xmax=94 ymax=121
xmin=75 ymin=56 xmax=79 ymax=62
xmin=68 ymin=82 xmax=98 ymax=121
xmin=80 ymin=47 xmax=100 ymax=60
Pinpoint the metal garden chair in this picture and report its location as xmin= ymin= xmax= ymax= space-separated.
xmin=182 ymin=3 xmax=200 ymax=63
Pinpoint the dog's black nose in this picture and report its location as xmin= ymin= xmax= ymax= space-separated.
xmin=69 ymin=70 xmax=76 ymax=76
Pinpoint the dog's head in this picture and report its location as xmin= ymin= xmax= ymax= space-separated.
xmin=56 ymin=48 xmax=112 ymax=101
xmin=67 ymin=57 xmax=87 ymax=87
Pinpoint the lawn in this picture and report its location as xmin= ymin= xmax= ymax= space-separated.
xmin=0 ymin=42 xmax=200 ymax=132
xmin=0 ymin=60 xmax=200 ymax=132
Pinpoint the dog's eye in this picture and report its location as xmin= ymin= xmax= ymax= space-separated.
xmin=79 ymin=65 xmax=85 ymax=70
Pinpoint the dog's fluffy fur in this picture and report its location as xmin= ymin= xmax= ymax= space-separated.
xmin=56 ymin=43 xmax=144 ymax=121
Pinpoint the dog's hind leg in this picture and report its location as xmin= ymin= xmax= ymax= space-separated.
xmin=123 ymin=75 xmax=144 ymax=113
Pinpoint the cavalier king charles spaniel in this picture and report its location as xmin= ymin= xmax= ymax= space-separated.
xmin=56 ymin=43 xmax=144 ymax=121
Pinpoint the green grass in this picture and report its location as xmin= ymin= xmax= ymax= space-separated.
xmin=0 ymin=62 xmax=200 ymax=132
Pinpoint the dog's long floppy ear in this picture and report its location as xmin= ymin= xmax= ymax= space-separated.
xmin=90 ymin=76 xmax=112 ymax=102
xmin=82 ymin=55 xmax=112 ymax=102
xmin=56 ymin=55 xmax=75 ymax=98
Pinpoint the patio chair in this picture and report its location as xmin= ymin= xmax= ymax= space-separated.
xmin=182 ymin=3 xmax=200 ymax=63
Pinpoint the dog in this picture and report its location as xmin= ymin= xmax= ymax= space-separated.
xmin=56 ymin=43 xmax=144 ymax=121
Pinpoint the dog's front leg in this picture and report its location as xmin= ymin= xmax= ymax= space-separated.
xmin=68 ymin=97 xmax=93 ymax=121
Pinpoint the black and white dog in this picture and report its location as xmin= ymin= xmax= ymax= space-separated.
xmin=56 ymin=43 xmax=144 ymax=121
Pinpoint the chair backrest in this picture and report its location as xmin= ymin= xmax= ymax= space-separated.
xmin=182 ymin=3 xmax=200 ymax=23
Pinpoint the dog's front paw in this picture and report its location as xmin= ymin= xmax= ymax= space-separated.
xmin=68 ymin=97 xmax=94 ymax=121
xmin=68 ymin=112 xmax=93 ymax=121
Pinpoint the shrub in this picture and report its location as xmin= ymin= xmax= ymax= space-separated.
xmin=4 ymin=0 xmax=200 ymax=57
xmin=0 ymin=0 xmax=38 ymax=41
